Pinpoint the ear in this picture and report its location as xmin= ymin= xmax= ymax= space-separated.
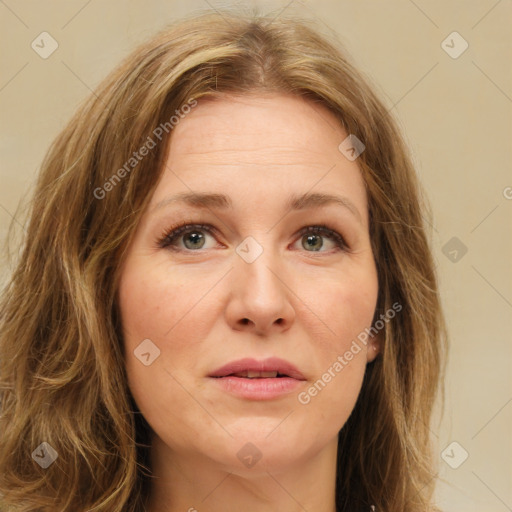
xmin=366 ymin=331 xmax=382 ymax=363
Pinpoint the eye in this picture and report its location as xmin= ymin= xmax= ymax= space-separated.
xmin=157 ymin=222 xmax=349 ymax=253
xmin=158 ymin=223 xmax=220 ymax=251
xmin=293 ymin=225 xmax=348 ymax=253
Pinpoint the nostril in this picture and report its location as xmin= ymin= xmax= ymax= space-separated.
xmin=241 ymin=318 xmax=250 ymax=325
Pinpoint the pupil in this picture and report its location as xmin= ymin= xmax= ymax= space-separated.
xmin=184 ymin=232 xmax=204 ymax=249
xmin=304 ymin=234 xmax=322 ymax=251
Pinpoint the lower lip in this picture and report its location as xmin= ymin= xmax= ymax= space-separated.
xmin=210 ymin=376 xmax=305 ymax=400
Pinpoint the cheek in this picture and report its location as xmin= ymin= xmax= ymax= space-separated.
xmin=294 ymin=265 xmax=377 ymax=418
xmin=308 ymin=265 xmax=378 ymax=352
xmin=118 ymin=259 xmax=206 ymax=348
xmin=118 ymin=257 xmax=221 ymax=392
xmin=118 ymin=260 xmax=209 ymax=431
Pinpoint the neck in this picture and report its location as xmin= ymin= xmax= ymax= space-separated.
xmin=146 ymin=435 xmax=339 ymax=512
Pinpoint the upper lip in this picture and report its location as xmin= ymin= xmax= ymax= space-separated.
xmin=209 ymin=357 xmax=306 ymax=380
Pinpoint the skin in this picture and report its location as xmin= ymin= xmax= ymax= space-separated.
xmin=118 ymin=93 xmax=380 ymax=512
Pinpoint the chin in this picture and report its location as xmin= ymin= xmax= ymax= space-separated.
xmin=203 ymin=427 xmax=326 ymax=475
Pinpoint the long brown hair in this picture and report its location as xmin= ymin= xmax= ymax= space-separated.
xmin=0 ymin=10 xmax=446 ymax=511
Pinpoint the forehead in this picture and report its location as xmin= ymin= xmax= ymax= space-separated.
xmin=152 ymin=93 xmax=368 ymax=222
xmin=169 ymin=93 xmax=346 ymax=162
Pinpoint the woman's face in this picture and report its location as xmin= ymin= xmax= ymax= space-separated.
xmin=118 ymin=93 xmax=379 ymax=474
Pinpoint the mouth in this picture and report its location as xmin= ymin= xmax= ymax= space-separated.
xmin=208 ymin=357 xmax=306 ymax=380
xmin=216 ymin=370 xmax=290 ymax=379
xmin=208 ymin=357 xmax=306 ymax=400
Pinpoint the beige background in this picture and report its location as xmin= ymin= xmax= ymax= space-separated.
xmin=1 ymin=0 xmax=511 ymax=510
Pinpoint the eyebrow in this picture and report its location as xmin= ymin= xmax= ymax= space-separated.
xmin=153 ymin=191 xmax=362 ymax=222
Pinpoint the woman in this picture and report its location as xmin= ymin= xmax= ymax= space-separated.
xmin=0 ymin=10 xmax=446 ymax=512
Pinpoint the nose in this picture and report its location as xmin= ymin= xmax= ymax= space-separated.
xmin=224 ymin=247 xmax=296 ymax=336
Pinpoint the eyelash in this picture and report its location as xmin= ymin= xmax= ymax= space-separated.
xmin=157 ymin=222 xmax=349 ymax=253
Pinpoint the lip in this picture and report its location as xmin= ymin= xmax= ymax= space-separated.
xmin=208 ymin=357 xmax=306 ymax=401
xmin=209 ymin=357 xmax=306 ymax=380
